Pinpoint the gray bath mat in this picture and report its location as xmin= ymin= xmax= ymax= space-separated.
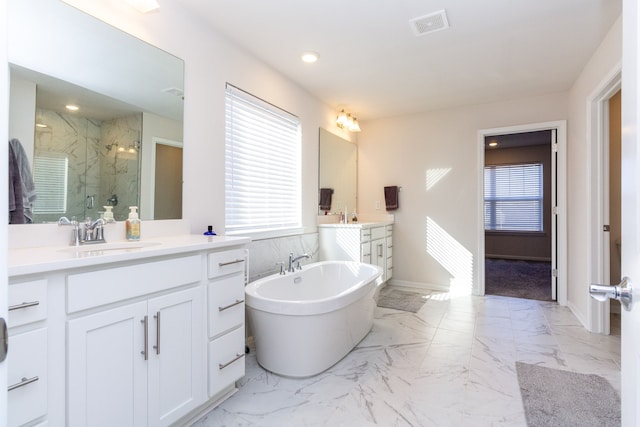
xmin=516 ymin=362 xmax=620 ymax=427
xmin=376 ymin=288 xmax=427 ymax=313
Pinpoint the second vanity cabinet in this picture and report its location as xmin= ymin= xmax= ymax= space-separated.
xmin=319 ymin=222 xmax=394 ymax=282
xmin=7 ymin=235 xmax=250 ymax=427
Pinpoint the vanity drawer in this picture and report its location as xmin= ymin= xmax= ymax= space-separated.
xmin=8 ymin=328 xmax=48 ymax=427
xmin=361 ymin=243 xmax=371 ymax=264
xmin=9 ymin=279 xmax=47 ymax=327
xmin=208 ymin=275 xmax=245 ymax=338
xmin=208 ymin=327 xmax=245 ymax=398
xmin=67 ymin=255 xmax=201 ymax=313
xmin=371 ymin=226 xmax=385 ymax=240
xmin=360 ymin=229 xmax=372 ymax=242
xmin=208 ymin=249 xmax=247 ymax=279
xmin=386 ymin=225 xmax=393 ymax=236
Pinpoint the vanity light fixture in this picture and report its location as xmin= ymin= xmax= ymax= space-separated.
xmin=301 ymin=52 xmax=319 ymax=63
xmin=65 ymin=104 xmax=79 ymax=111
xmin=35 ymin=123 xmax=48 ymax=128
xmin=126 ymin=0 xmax=160 ymax=13
xmin=488 ymin=141 xmax=498 ymax=147
xmin=336 ymin=109 xmax=361 ymax=132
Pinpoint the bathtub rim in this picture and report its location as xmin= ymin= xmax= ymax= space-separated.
xmin=245 ymin=260 xmax=383 ymax=316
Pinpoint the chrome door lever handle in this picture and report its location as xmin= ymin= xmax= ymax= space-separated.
xmin=589 ymin=277 xmax=633 ymax=311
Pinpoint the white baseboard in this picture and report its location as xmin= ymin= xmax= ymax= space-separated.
xmin=567 ymin=300 xmax=590 ymax=330
xmin=388 ymin=279 xmax=449 ymax=293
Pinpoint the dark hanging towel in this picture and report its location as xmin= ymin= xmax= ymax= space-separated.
xmin=384 ymin=186 xmax=399 ymax=211
xmin=9 ymin=142 xmax=25 ymax=224
xmin=319 ymin=188 xmax=334 ymax=211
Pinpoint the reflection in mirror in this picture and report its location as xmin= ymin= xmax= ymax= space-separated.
xmin=7 ymin=0 xmax=184 ymax=222
xmin=318 ymin=128 xmax=357 ymax=215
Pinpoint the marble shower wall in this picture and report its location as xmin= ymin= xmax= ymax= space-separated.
xmin=34 ymin=109 xmax=101 ymax=223
xmin=33 ymin=109 xmax=141 ymax=223
xmin=100 ymin=115 xmax=141 ymax=220
xmin=248 ymin=232 xmax=319 ymax=282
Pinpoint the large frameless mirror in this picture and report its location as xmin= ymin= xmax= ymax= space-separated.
xmin=8 ymin=0 xmax=184 ymax=223
xmin=318 ymin=128 xmax=357 ymax=216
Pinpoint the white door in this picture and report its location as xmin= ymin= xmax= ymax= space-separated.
xmin=1 ymin=0 xmax=10 ymax=424
xmin=620 ymin=0 xmax=639 ymax=423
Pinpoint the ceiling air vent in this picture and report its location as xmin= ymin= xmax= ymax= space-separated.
xmin=409 ymin=10 xmax=449 ymax=37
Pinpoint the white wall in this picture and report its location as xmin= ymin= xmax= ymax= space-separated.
xmin=8 ymin=76 xmax=35 ymax=165
xmin=358 ymin=92 xmax=568 ymax=292
xmin=566 ymin=16 xmax=622 ymax=327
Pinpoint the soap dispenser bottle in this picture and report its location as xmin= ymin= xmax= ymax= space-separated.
xmin=103 ymin=206 xmax=114 ymax=221
xmin=125 ymin=206 xmax=141 ymax=241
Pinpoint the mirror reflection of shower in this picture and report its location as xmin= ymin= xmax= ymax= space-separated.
xmin=32 ymin=108 xmax=142 ymax=222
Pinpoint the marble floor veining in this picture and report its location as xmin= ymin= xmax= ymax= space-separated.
xmin=192 ymin=288 xmax=622 ymax=427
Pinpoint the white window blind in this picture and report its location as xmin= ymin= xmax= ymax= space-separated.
xmin=225 ymin=84 xmax=301 ymax=234
xmin=32 ymin=153 xmax=68 ymax=214
xmin=484 ymin=163 xmax=543 ymax=232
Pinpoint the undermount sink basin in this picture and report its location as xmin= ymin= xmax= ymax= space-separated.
xmin=58 ymin=241 xmax=162 ymax=253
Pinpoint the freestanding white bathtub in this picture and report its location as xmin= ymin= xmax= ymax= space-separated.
xmin=245 ymin=260 xmax=383 ymax=378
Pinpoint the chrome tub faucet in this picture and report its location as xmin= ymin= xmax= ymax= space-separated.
xmin=288 ymin=252 xmax=311 ymax=272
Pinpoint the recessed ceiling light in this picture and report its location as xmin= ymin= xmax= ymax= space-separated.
xmin=488 ymin=141 xmax=498 ymax=147
xmin=65 ymin=104 xmax=79 ymax=111
xmin=301 ymin=52 xmax=319 ymax=63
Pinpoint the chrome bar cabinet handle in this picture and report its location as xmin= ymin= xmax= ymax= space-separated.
xmin=218 ymin=300 xmax=244 ymax=312
xmin=218 ymin=353 xmax=245 ymax=370
xmin=8 ymin=301 xmax=40 ymax=311
xmin=8 ymin=375 xmax=39 ymax=391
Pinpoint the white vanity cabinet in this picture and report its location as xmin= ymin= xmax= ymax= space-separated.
xmin=319 ymin=223 xmax=393 ymax=282
xmin=7 ymin=233 xmax=251 ymax=427
xmin=7 ymin=279 xmax=48 ymax=427
xmin=67 ymin=255 xmax=205 ymax=427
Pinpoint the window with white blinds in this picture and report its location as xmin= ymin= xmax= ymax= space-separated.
xmin=32 ymin=153 xmax=68 ymax=214
xmin=484 ymin=163 xmax=543 ymax=232
xmin=225 ymin=84 xmax=301 ymax=234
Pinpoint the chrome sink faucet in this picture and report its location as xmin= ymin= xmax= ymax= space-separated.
xmin=58 ymin=216 xmax=115 ymax=246
xmin=288 ymin=252 xmax=310 ymax=272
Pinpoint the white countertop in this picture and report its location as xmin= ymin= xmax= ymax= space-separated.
xmin=9 ymin=234 xmax=251 ymax=277
xmin=317 ymin=221 xmax=394 ymax=229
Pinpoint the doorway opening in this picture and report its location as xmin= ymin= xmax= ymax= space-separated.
xmin=150 ymin=137 xmax=183 ymax=220
xmin=607 ymin=90 xmax=622 ymax=335
xmin=476 ymin=121 xmax=567 ymax=306
xmin=587 ymin=67 xmax=622 ymax=335
xmin=483 ymin=130 xmax=554 ymax=301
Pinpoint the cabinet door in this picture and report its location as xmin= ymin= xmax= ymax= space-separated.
xmin=147 ymin=287 xmax=205 ymax=427
xmin=68 ymin=302 xmax=148 ymax=427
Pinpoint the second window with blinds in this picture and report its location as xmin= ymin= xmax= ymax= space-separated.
xmin=484 ymin=162 xmax=544 ymax=233
xmin=224 ymin=84 xmax=302 ymax=235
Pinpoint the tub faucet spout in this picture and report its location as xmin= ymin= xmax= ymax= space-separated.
xmin=288 ymin=253 xmax=310 ymax=272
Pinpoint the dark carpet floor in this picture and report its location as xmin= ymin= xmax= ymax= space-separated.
xmin=485 ymin=258 xmax=552 ymax=301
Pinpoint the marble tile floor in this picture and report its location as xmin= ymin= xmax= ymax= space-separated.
xmin=192 ymin=288 xmax=621 ymax=427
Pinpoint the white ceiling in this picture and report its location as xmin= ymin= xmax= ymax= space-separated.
xmin=177 ymin=0 xmax=621 ymax=121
